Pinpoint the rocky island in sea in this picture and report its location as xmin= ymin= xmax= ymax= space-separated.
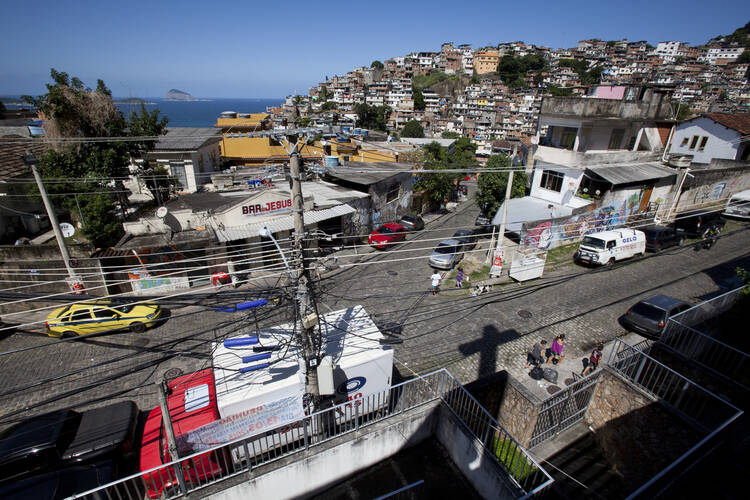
xmin=165 ymin=89 xmax=197 ymax=101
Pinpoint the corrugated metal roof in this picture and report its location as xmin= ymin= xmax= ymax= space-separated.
xmin=154 ymin=127 xmax=221 ymax=151
xmin=215 ymin=204 xmax=356 ymax=243
xmin=586 ymin=162 xmax=677 ymax=185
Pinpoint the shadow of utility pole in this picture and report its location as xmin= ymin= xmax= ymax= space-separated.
xmin=459 ymin=325 xmax=521 ymax=379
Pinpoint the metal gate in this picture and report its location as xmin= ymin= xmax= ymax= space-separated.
xmin=529 ymin=371 xmax=601 ymax=448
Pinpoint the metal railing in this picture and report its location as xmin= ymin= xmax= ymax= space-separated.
xmin=529 ymin=370 xmax=602 ymax=448
xmin=68 ymin=369 xmax=551 ymax=500
xmin=608 ymin=338 xmax=743 ymax=499
xmin=659 ymin=286 xmax=749 ymax=389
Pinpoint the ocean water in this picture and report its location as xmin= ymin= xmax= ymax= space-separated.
xmin=115 ymin=98 xmax=284 ymax=128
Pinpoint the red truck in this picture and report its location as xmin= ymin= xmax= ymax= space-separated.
xmin=139 ymin=370 xmax=225 ymax=499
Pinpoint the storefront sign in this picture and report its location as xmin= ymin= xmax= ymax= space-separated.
xmin=241 ymin=198 xmax=292 ymax=216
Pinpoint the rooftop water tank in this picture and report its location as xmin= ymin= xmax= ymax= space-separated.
xmin=221 ymin=111 xmax=238 ymax=118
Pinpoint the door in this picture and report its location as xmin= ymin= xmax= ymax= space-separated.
xmin=637 ymin=185 xmax=653 ymax=213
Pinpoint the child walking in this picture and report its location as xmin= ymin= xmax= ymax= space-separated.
xmin=455 ymin=267 xmax=464 ymax=288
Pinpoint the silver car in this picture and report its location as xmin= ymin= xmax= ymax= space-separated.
xmin=429 ymin=239 xmax=464 ymax=269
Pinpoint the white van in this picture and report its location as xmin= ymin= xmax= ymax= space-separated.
xmin=723 ymin=189 xmax=750 ymax=219
xmin=575 ymin=228 xmax=646 ymax=266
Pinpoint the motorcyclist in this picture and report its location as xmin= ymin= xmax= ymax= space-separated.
xmin=703 ymin=226 xmax=720 ymax=249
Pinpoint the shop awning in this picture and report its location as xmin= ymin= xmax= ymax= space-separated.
xmin=586 ymin=162 xmax=677 ymax=186
xmin=215 ymin=204 xmax=356 ymax=243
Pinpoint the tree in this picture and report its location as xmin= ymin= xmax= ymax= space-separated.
xmin=548 ymin=85 xmax=573 ymax=97
xmin=320 ymin=101 xmax=337 ymax=111
xmin=319 ymin=85 xmax=331 ymax=101
xmin=401 ymin=120 xmax=424 ymax=138
xmin=412 ymin=88 xmax=425 ymax=111
xmin=23 ymin=68 xmax=168 ymax=247
xmin=476 ymin=154 xmax=527 ymax=216
xmin=719 ymin=90 xmax=729 ymax=101
xmin=441 ymin=131 xmax=460 ymax=139
xmin=354 ymin=103 xmax=391 ymax=131
xmin=371 ymin=60 xmax=384 ymax=69
xmin=738 ymin=50 xmax=750 ymax=64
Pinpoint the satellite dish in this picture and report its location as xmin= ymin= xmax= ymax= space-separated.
xmin=59 ymin=223 xmax=75 ymax=238
xmin=530 ymin=136 xmax=539 ymax=145
xmin=156 ymin=206 xmax=168 ymax=218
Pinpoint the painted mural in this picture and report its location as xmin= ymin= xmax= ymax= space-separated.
xmin=521 ymin=194 xmax=646 ymax=251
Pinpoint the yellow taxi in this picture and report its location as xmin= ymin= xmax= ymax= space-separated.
xmin=45 ymin=300 xmax=162 ymax=338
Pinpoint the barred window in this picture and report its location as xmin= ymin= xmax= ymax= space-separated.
xmin=540 ymin=170 xmax=564 ymax=192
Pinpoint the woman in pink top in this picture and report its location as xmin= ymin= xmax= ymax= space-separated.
xmin=546 ymin=334 xmax=565 ymax=364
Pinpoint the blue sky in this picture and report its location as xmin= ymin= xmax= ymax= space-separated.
xmin=1 ymin=0 xmax=748 ymax=98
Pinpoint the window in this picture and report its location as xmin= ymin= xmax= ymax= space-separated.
xmin=680 ymin=137 xmax=689 ymax=147
xmin=560 ymin=127 xmax=577 ymax=150
xmin=540 ymin=170 xmax=564 ymax=192
xmin=606 ymin=240 xmax=616 ymax=249
xmin=698 ymin=136 xmax=708 ymax=151
xmin=689 ymin=135 xmax=700 ymax=150
xmin=169 ymin=164 xmax=188 ymax=191
xmin=92 ymin=308 xmax=115 ymax=319
xmin=608 ymin=129 xmax=625 ymax=150
xmin=70 ymin=308 xmax=92 ymax=322
xmin=385 ymin=182 xmax=400 ymax=203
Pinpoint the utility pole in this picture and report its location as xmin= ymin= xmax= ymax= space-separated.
xmin=24 ymin=152 xmax=77 ymax=281
xmin=489 ymin=151 xmax=515 ymax=276
xmin=156 ymin=380 xmax=188 ymax=494
xmin=288 ymin=142 xmax=321 ymax=411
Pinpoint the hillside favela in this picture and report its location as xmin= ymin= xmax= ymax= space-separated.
xmin=0 ymin=5 xmax=749 ymax=500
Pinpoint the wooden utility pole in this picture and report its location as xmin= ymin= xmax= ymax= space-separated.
xmin=288 ymin=144 xmax=321 ymax=411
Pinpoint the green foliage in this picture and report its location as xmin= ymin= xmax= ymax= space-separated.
xmin=497 ymin=54 xmax=548 ymax=88
xmin=738 ymin=51 xmax=750 ymax=64
xmin=27 ymin=68 xmax=168 ymax=247
xmin=354 ymin=103 xmax=391 ymax=131
xmin=318 ymin=85 xmax=331 ymax=101
xmin=719 ymin=90 xmax=729 ymax=101
xmin=476 ymin=154 xmax=527 ymax=216
xmin=371 ymin=60 xmax=384 ymax=69
xmin=401 ymin=120 xmax=424 ymax=138
xmin=441 ymin=131 xmax=460 ymax=139
xmin=737 ymin=267 xmax=750 ymax=295
xmin=412 ymin=71 xmax=455 ymax=90
xmin=491 ymin=437 xmax=538 ymax=482
xmin=320 ymin=101 xmax=337 ymax=111
xmin=413 ymin=88 xmax=425 ymax=111
xmin=469 ymin=74 xmax=479 ymax=85
xmin=413 ymin=139 xmax=477 ymax=203
xmin=670 ymin=100 xmax=693 ymax=121
xmin=547 ymin=85 xmax=573 ymax=97
xmin=559 ymin=58 xmax=602 ymax=85
xmin=725 ymin=21 xmax=750 ymax=48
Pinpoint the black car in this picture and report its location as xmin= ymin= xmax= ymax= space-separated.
xmin=0 ymin=460 xmax=115 ymax=500
xmin=399 ymin=214 xmax=425 ymax=231
xmin=452 ymin=229 xmax=483 ymax=251
xmin=642 ymin=225 xmax=685 ymax=252
xmin=0 ymin=401 xmax=138 ymax=483
xmin=618 ymin=295 xmax=692 ymax=338
xmin=673 ymin=210 xmax=725 ymax=238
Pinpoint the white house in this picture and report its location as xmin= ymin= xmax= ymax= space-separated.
xmin=668 ymin=113 xmax=750 ymax=164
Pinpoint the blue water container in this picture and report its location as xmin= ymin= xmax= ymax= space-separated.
xmin=325 ymin=156 xmax=340 ymax=167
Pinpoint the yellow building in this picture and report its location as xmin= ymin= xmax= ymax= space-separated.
xmin=474 ymin=50 xmax=499 ymax=75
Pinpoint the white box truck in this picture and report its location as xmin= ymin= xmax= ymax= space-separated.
xmin=574 ymin=228 xmax=646 ymax=266
xmin=181 ymin=305 xmax=394 ymax=462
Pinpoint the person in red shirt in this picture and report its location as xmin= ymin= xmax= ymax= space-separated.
xmin=581 ymin=344 xmax=603 ymax=376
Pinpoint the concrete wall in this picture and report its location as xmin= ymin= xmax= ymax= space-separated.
xmin=436 ymin=406 xmax=523 ymax=499
xmin=669 ymin=117 xmax=740 ymax=164
xmin=674 ymin=165 xmax=750 ymax=213
xmin=585 ymin=369 xmax=654 ymax=428
xmin=495 ymin=376 xmax=541 ymax=448
xmin=207 ymin=403 xmax=438 ymax=500
xmin=530 ymin=162 xmax=583 ymax=205
xmin=0 ymin=243 xmax=101 ymax=314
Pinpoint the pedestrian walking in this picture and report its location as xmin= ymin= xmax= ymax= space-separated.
xmin=431 ymin=271 xmax=442 ymax=295
xmin=526 ymin=339 xmax=547 ymax=368
xmin=455 ymin=267 xmax=464 ymax=288
xmin=581 ymin=344 xmax=603 ymax=376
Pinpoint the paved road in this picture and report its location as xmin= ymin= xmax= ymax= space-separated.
xmin=0 ymin=193 xmax=748 ymax=425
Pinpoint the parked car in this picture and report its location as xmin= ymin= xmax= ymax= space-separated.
xmin=452 ymin=228 xmax=483 ymax=251
xmin=618 ymin=295 xmax=692 ymax=338
xmin=642 ymin=225 xmax=685 ymax=252
xmin=0 ymin=401 xmax=138 ymax=484
xmin=474 ymin=214 xmax=496 ymax=236
xmin=429 ymin=239 xmax=465 ymax=269
xmin=0 ymin=460 xmax=116 ymax=500
xmin=368 ymin=223 xmax=407 ymax=250
xmin=673 ymin=209 xmax=725 ymax=238
xmin=398 ymin=214 xmax=424 ymax=231
xmin=475 ymin=213 xmax=491 ymax=226
xmin=45 ymin=300 xmax=162 ymax=338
